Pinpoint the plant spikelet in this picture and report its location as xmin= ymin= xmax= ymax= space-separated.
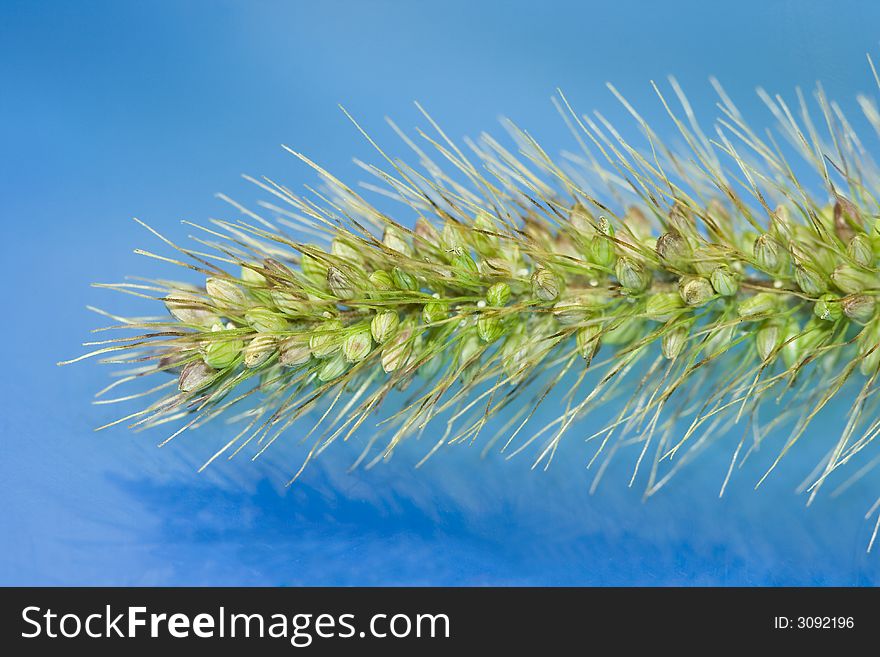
xmin=64 ymin=63 xmax=880 ymax=549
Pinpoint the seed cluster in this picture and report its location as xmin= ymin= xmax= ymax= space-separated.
xmin=160 ymin=196 xmax=880 ymax=402
xmin=68 ymin=75 xmax=880 ymax=542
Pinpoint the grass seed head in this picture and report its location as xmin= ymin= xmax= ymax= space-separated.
xmin=68 ymin=64 xmax=880 ymax=545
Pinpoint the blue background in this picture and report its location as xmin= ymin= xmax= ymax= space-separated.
xmin=2 ymin=0 xmax=880 ymax=585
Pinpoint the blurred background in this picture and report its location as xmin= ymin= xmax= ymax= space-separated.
xmin=2 ymin=0 xmax=880 ymax=585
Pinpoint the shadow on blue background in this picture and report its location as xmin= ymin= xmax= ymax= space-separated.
xmin=2 ymin=0 xmax=880 ymax=585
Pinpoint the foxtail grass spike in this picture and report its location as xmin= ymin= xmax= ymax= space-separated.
xmin=64 ymin=62 xmax=880 ymax=550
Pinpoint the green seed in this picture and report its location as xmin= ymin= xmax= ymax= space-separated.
xmin=331 ymin=237 xmax=361 ymax=263
xmin=442 ymin=221 xmax=464 ymax=252
xmin=458 ymin=331 xmax=482 ymax=366
xmin=343 ymin=326 xmax=373 ymax=363
xmin=661 ymin=322 xmax=690 ymax=360
xmin=245 ymin=307 xmax=289 ymax=333
xmin=382 ymin=328 xmax=413 ymax=372
xmin=737 ymin=292 xmax=777 ymax=319
xmin=783 ymin=319 xmax=827 ymax=369
xmin=178 ymin=360 xmax=218 ymax=393
xmin=300 ymin=250 xmax=327 ymax=285
xmin=755 ymin=321 xmax=781 ymax=361
xmin=590 ymin=234 xmax=615 ymax=267
xmin=417 ymin=342 xmax=444 ymax=379
xmin=847 ymin=233 xmax=873 ymax=267
xmin=206 ymin=277 xmax=248 ymax=309
xmin=422 ymin=302 xmax=447 ymax=325
xmin=753 ymin=234 xmax=782 ymax=272
xmin=678 ymin=276 xmax=714 ymax=307
xmin=813 ymin=294 xmax=842 ymax=322
xmin=576 ymin=324 xmax=602 ymax=360
xmin=656 ymin=231 xmax=690 ymax=264
xmin=603 ymin=317 xmax=643 ymax=345
xmin=553 ymin=298 xmax=590 ymax=324
xmin=392 ymin=266 xmax=419 ymax=291
xmin=832 ymin=264 xmax=878 ymax=294
xmin=203 ymin=334 xmax=243 ymax=369
xmin=472 ymin=211 xmax=499 ymax=253
xmin=278 ymin=336 xmax=311 ymax=367
xmin=240 ymin=265 xmax=266 ymax=286
xmin=704 ymin=323 xmax=736 ymax=357
xmin=842 ymin=294 xmax=876 ymax=324
xmin=531 ymin=268 xmax=562 ymax=302
xmin=770 ymin=205 xmax=793 ymax=242
xmin=271 ymin=289 xmax=305 ymax=315
xmin=860 ymin=347 xmax=880 ymax=377
xmin=501 ymin=331 xmax=529 ymax=378
xmin=477 ymin=315 xmax=504 ymax=343
xmin=243 ymin=334 xmax=276 ymax=369
xmin=371 ymin=311 xmax=399 ymax=343
xmin=615 ymin=257 xmax=650 ymax=294
xmin=858 ymin=318 xmax=880 ymax=356
xmin=487 ymin=282 xmax=511 ymax=307
xmin=667 ymin=202 xmax=696 ymax=237
xmin=369 ymin=270 xmax=394 ymax=291
xmin=318 ymin=353 xmax=349 ymax=382
xmin=794 ymin=265 xmax=826 ymax=296
xmin=309 ymin=319 xmax=344 ymax=358
xmin=327 ymin=266 xmax=356 ymax=299
xmin=262 ymin=258 xmax=295 ymax=280
xmin=383 ymin=225 xmax=413 ymax=257
xmin=710 ymin=266 xmax=738 ymax=297
xmin=645 ymin=292 xmax=685 ymax=322
xmin=452 ymin=252 xmax=479 ymax=283
xmin=165 ymin=291 xmax=220 ymax=327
